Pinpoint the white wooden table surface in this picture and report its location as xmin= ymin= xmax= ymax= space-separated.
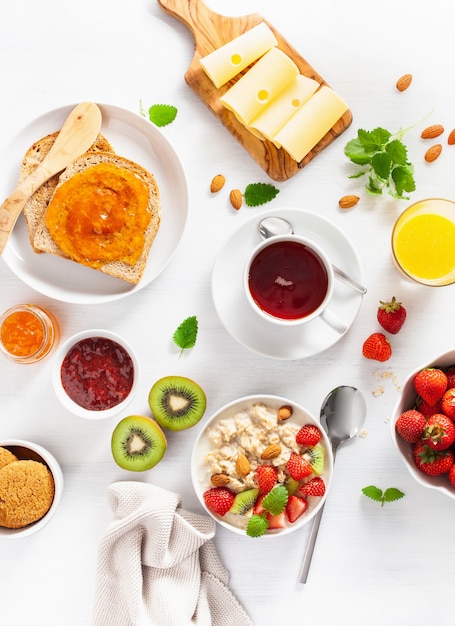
xmin=1 ymin=1 xmax=455 ymax=624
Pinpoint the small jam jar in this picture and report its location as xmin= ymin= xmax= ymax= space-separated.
xmin=0 ymin=304 xmax=60 ymax=364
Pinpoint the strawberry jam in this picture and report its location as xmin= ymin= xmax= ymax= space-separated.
xmin=61 ymin=336 xmax=134 ymax=411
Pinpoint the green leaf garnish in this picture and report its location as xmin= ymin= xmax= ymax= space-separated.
xmin=146 ymin=103 xmax=177 ymax=127
xmin=344 ymin=126 xmax=416 ymax=199
xmin=246 ymin=514 xmax=269 ymax=538
xmin=262 ymin=485 xmax=288 ymax=516
xmin=362 ymin=485 xmax=405 ymax=506
xmin=173 ymin=315 xmax=198 ymax=356
xmin=244 ymin=182 xmax=279 ymax=207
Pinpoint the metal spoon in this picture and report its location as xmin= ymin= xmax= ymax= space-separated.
xmin=0 ymin=102 xmax=102 ymax=255
xmin=299 ymin=385 xmax=367 ymax=584
xmin=258 ymin=216 xmax=367 ymax=295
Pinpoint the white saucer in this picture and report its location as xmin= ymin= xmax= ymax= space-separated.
xmin=212 ymin=207 xmax=364 ymax=360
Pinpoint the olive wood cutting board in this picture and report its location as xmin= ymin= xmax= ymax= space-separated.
xmin=158 ymin=0 xmax=352 ymax=181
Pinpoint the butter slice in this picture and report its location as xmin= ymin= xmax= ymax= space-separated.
xmin=220 ymin=47 xmax=299 ymax=126
xmin=249 ymin=74 xmax=320 ymax=141
xmin=273 ymin=86 xmax=349 ymax=161
xmin=200 ymin=23 xmax=278 ymax=89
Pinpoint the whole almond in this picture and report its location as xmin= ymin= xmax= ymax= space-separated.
xmin=448 ymin=129 xmax=455 ymax=145
xmin=229 ymin=189 xmax=243 ymax=210
xmin=421 ymin=124 xmax=444 ymax=139
xmin=261 ymin=444 xmax=282 ymax=460
xmin=210 ymin=174 xmax=225 ymax=193
xmin=424 ymin=144 xmax=443 ymax=162
xmin=338 ymin=195 xmax=359 ymax=209
xmin=277 ymin=405 xmax=293 ymax=421
xmin=236 ymin=453 xmax=250 ymax=476
xmin=211 ymin=473 xmax=230 ymax=486
xmin=396 ymin=74 xmax=412 ymax=92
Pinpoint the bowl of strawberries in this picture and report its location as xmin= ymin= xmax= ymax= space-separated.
xmin=191 ymin=394 xmax=333 ymax=537
xmin=391 ymin=350 xmax=455 ymax=498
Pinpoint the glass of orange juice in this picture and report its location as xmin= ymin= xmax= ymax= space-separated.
xmin=391 ymin=198 xmax=455 ymax=286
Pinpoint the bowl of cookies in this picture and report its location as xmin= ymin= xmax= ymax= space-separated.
xmin=0 ymin=440 xmax=63 ymax=538
xmin=191 ymin=394 xmax=333 ymax=538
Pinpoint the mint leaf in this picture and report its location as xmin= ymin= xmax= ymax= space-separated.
xmin=261 ymin=485 xmax=288 ymax=516
xmin=386 ymin=139 xmax=408 ymax=165
xmin=244 ymin=183 xmax=279 ymax=207
xmin=173 ymin=316 xmax=198 ymax=356
xmin=246 ymin=514 xmax=269 ymax=538
xmin=362 ymin=485 xmax=405 ymax=506
xmin=148 ymin=104 xmax=177 ymax=127
xmin=371 ymin=152 xmax=392 ymax=179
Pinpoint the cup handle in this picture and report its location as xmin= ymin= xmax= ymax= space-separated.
xmin=319 ymin=308 xmax=348 ymax=334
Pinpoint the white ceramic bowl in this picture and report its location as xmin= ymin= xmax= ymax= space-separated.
xmin=52 ymin=329 xmax=140 ymax=419
xmin=0 ymin=439 xmax=64 ymax=538
xmin=391 ymin=349 xmax=455 ymax=499
xmin=191 ymin=394 xmax=333 ymax=537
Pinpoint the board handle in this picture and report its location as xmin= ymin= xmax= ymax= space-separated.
xmin=158 ymin=0 xmax=262 ymax=56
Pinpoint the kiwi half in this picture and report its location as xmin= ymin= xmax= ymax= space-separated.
xmin=148 ymin=375 xmax=206 ymax=431
xmin=111 ymin=415 xmax=167 ymax=471
xmin=304 ymin=444 xmax=325 ymax=475
xmin=229 ymin=488 xmax=260 ymax=515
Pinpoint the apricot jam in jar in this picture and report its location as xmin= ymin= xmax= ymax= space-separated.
xmin=0 ymin=304 xmax=60 ymax=363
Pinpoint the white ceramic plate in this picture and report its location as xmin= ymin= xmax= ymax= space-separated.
xmin=0 ymin=103 xmax=188 ymax=304
xmin=191 ymin=394 xmax=333 ymax=537
xmin=212 ymin=207 xmax=364 ymax=360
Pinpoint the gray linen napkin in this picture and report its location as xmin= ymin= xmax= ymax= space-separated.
xmin=93 ymin=481 xmax=253 ymax=626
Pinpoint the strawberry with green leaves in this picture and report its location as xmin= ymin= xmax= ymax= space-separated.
xmin=414 ymin=368 xmax=448 ymax=406
xmin=362 ymin=332 xmax=392 ymax=362
xmin=203 ymin=487 xmax=235 ymax=516
xmin=422 ymin=414 xmax=455 ymax=451
xmin=395 ymin=409 xmax=426 ymax=443
xmin=377 ymin=297 xmax=407 ymax=334
xmin=413 ymin=441 xmax=454 ymax=476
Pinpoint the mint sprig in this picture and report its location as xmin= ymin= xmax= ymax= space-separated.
xmin=173 ymin=316 xmax=198 ymax=357
xmin=362 ymin=485 xmax=405 ymax=506
xmin=246 ymin=485 xmax=288 ymax=538
xmin=139 ymin=100 xmax=177 ymax=127
xmin=344 ymin=127 xmax=416 ymax=199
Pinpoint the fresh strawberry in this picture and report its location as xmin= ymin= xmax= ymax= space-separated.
xmin=413 ymin=441 xmax=454 ymax=476
xmin=266 ymin=512 xmax=286 ymax=529
xmin=203 ymin=487 xmax=235 ymax=516
xmin=377 ymin=297 xmax=407 ymax=334
xmin=285 ymin=495 xmax=308 ymax=523
xmin=362 ymin=333 xmax=392 ymax=362
xmin=422 ymin=414 xmax=455 ymax=450
xmin=395 ymin=409 xmax=426 ymax=443
xmin=441 ymin=388 xmax=455 ymax=420
xmin=287 ymin=452 xmax=313 ymax=480
xmin=416 ymin=397 xmax=443 ymax=418
xmin=414 ymin=368 xmax=448 ymax=406
xmin=296 ymin=424 xmax=321 ymax=446
xmin=297 ymin=476 xmax=326 ymax=497
xmin=449 ymin=464 xmax=455 ymax=489
xmin=253 ymin=494 xmax=265 ymax=515
xmin=445 ymin=366 xmax=455 ymax=389
xmin=256 ymin=465 xmax=278 ymax=494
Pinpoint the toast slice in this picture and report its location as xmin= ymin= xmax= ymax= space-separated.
xmin=19 ymin=132 xmax=115 ymax=252
xmin=33 ymin=152 xmax=161 ymax=285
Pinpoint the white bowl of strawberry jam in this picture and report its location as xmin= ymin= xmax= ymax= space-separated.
xmin=52 ymin=329 xmax=139 ymax=419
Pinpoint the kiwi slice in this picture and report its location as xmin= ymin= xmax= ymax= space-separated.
xmin=304 ymin=444 xmax=325 ymax=476
xmin=229 ymin=488 xmax=260 ymax=515
xmin=111 ymin=415 xmax=167 ymax=471
xmin=148 ymin=375 xmax=207 ymax=431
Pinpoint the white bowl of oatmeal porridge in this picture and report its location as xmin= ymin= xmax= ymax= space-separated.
xmin=191 ymin=395 xmax=333 ymax=537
